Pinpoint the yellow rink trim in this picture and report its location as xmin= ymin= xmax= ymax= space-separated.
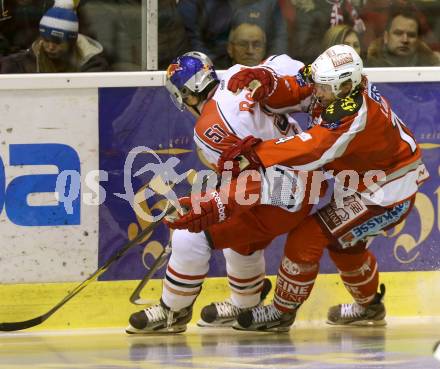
xmin=0 ymin=271 xmax=439 ymax=331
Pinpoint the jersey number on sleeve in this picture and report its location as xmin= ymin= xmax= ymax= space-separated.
xmin=390 ymin=110 xmax=417 ymax=153
xmin=204 ymin=124 xmax=228 ymax=143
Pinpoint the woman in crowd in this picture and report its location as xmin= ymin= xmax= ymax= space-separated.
xmin=322 ymin=24 xmax=363 ymax=57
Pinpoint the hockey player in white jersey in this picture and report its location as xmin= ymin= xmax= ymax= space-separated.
xmin=126 ymin=51 xmax=316 ymax=334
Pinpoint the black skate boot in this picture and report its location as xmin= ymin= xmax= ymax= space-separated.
xmin=327 ymin=283 xmax=386 ymax=326
xmin=233 ymin=303 xmax=296 ymax=332
xmin=126 ymin=299 xmax=192 ymax=334
xmin=198 ymin=278 xmax=272 ymax=327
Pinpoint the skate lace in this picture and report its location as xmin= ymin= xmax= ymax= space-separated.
xmin=215 ymin=299 xmax=242 ymax=318
xmin=144 ymin=304 xmax=167 ymax=323
xmin=252 ymin=304 xmax=282 ymax=324
xmin=341 ymin=303 xmax=365 ymax=318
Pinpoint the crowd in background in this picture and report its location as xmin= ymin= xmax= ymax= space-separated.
xmin=0 ymin=0 xmax=439 ymax=73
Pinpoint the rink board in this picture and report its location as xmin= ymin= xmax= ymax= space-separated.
xmin=0 ymin=270 xmax=439 ymax=331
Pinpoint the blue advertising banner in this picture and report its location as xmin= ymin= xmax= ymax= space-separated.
xmin=98 ymin=83 xmax=440 ymax=281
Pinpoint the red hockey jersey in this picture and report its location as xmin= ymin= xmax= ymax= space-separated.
xmin=255 ymin=81 xmax=429 ymax=206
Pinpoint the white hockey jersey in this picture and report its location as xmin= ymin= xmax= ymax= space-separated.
xmin=194 ymin=55 xmax=308 ymax=166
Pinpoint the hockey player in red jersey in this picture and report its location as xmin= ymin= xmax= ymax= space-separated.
xmin=126 ymin=51 xmax=319 ymax=334
xmin=167 ymin=45 xmax=429 ymax=331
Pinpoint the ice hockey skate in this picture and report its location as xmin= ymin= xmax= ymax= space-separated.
xmin=126 ymin=299 xmax=192 ymax=334
xmin=197 ymin=278 xmax=272 ymax=327
xmin=233 ymin=303 xmax=296 ymax=332
xmin=327 ymin=284 xmax=386 ymax=326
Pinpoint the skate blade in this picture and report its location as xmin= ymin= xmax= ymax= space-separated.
xmin=125 ymin=324 xmax=187 ymax=335
xmin=326 ymin=319 xmax=387 ymax=327
xmin=196 ymin=319 xmax=234 ymax=328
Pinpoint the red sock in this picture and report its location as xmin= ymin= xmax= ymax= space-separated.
xmin=274 ymin=255 xmax=319 ymax=312
xmin=329 ymin=250 xmax=379 ymax=306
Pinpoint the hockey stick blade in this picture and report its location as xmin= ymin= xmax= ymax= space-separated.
xmin=129 ymin=245 xmax=172 ymax=305
xmin=0 ymin=205 xmax=177 ymax=332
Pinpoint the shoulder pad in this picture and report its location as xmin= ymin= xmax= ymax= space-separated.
xmin=321 ymin=92 xmax=363 ymax=124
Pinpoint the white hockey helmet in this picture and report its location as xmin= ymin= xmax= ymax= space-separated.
xmin=165 ymin=51 xmax=218 ymax=111
xmin=311 ymin=44 xmax=363 ymax=95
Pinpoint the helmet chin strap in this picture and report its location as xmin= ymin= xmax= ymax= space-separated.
xmin=186 ymin=104 xmax=201 ymax=118
xmin=185 ymin=97 xmax=204 ymax=118
xmin=184 ymin=83 xmax=217 ymax=118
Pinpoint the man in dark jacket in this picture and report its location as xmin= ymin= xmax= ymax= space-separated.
xmin=366 ymin=7 xmax=440 ymax=67
xmin=177 ymin=0 xmax=287 ymax=69
xmin=1 ymin=0 xmax=108 ymax=73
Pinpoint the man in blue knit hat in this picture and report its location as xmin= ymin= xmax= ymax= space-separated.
xmin=1 ymin=0 xmax=108 ymax=73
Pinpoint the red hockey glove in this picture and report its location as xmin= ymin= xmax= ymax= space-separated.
xmin=164 ymin=175 xmax=263 ymax=232
xmin=218 ymin=136 xmax=263 ymax=176
xmin=227 ymin=67 xmax=278 ymax=102
xmin=164 ymin=191 xmax=231 ymax=233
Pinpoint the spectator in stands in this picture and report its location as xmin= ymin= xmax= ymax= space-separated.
xmin=227 ymin=22 xmax=266 ymax=66
xmin=359 ymin=0 xmax=436 ymax=56
xmin=77 ymin=0 xmax=190 ymax=71
xmin=366 ymin=7 xmax=440 ymax=67
xmin=279 ymin=0 xmax=365 ymax=64
xmin=0 ymin=0 xmax=52 ymax=56
xmin=177 ymin=0 xmax=287 ymax=69
xmin=157 ymin=0 xmax=191 ymax=70
xmin=0 ymin=32 xmax=9 ymax=56
xmin=1 ymin=0 xmax=108 ymax=73
xmin=76 ymin=0 xmax=122 ymax=69
xmin=322 ymin=24 xmax=362 ymax=57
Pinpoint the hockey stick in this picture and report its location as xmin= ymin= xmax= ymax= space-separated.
xmin=128 ymin=174 xmax=181 ymax=305
xmin=0 ymin=172 xmax=216 ymax=331
xmin=129 ymin=244 xmax=171 ymax=305
xmin=128 ymin=172 xmax=197 ymax=305
xmin=0 ymin=204 xmax=177 ymax=332
xmin=128 ymin=149 xmax=261 ymax=305
xmin=128 ymin=170 xmax=225 ymax=305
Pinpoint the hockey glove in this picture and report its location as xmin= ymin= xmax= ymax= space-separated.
xmin=165 ymin=175 xmax=263 ymax=232
xmin=218 ymin=136 xmax=263 ymax=176
xmin=164 ymin=191 xmax=231 ymax=233
xmin=227 ymin=67 xmax=278 ymax=102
